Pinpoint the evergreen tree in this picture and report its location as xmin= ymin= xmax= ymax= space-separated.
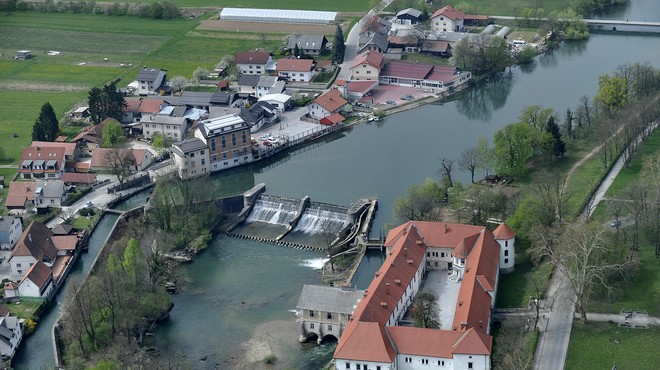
xmin=333 ymin=25 xmax=345 ymax=64
xmin=32 ymin=102 xmax=59 ymax=141
xmin=546 ymin=116 xmax=566 ymax=157
xmin=293 ymin=44 xmax=300 ymax=57
xmin=88 ymin=81 xmax=126 ymax=124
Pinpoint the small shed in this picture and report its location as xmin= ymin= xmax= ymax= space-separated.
xmin=320 ymin=113 xmax=345 ymax=126
xmin=15 ymin=50 xmax=32 ymax=60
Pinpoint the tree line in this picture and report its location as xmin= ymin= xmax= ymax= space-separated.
xmin=2 ymin=0 xmax=182 ymax=19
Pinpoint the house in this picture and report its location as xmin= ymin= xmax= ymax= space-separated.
xmin=276 ymin=59 xmax=316 ymax=82
xmin=430 ymin=5 xmax=466 ymax=33
xmin=240 ymin=102 xmax=278 ymax=133
xmin=287 ymin=34 xmax=329 ymax=56
xmin=320 ymin=113 xmax=345 ymax=126
xmin=258 ymin=93 xmax=292 ymax=112
xmin=194 ymin=114 xmax=253 ymax=172
xmin=256 ymin=76 xmax=279 ymax=98
xmin=268 ymin=80 xmax=287 ymax=95
xmin=90 ymin=148 xmax=153 ymax=172
xmin=350 ymin=50 xmax=385 ymax=81
xmin=141 ymin=114 xmax=188 ymax=140
xmin=235 ymin=51 xmax=274 ymax=75
xmin=30 ymin=141 xmax=78 ymax=162
xmin=358 ymin=32 xmax=389 ymax=54
xmin=387 ymin=35 xmax=421 ymax=52
xmin=296 ymin=285 xmax=365 ymax=343
xmin=7 ymin=221 xmax=57 ymax=277
xmin=71 ymin=118 xmax=112 ymax=156
xmin=0 ymin=306 xmax=22 ymax=360
xmin=344 ymin=80 xmax=378 ymax=101
xmin=379 ymin=60 xmax=471 ymax=90
xmin=395 ymin=8 xmax=424 ymax=25
xmin=362 ymin=16 xmax=392 ymax=36
xmin=238 ymin=75 xmax=261 ymax=95
xmin=333 ymin=221 xmax=516 ymax=370
xmin=71 ymin=106 xmax=89 ymax=119
xmin=15 ymin=50 xmax=31 ymax=60
xmin=136 ymin=68 xmax=167 ymax=95
xmin=210 ymin=91 xmax=237 ymax=107
xmin=4 ymin=261 xmax=54 ymax=299
xmin=61 ymin=172 xmax=97 ymax=187
xmin=33 ymin=179 xmax=66 ymax=209
xmin=0 ymin=217 xmax=22 ymax=250
xmin=123 ymin=98 xmax=169 ymax=123
xmin=307 ymin=89 xmax=348 ymax=120
xmin=18 ymin=146 xmax=65 ymax=179
xmin=4 ymin=181 xmax=36 ymax=211
xmin=171 ymin=138 xmax=210 ymax=180
xmin=422 ymin=40 xmax=453 ymax=57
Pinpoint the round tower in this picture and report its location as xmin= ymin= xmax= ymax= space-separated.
xmin=493 ymin=223 xmax=516 ymax=273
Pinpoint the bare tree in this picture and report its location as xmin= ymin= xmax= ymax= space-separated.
xmin=492 ymin=317 xmax=536 ymax=370
xmin=103 ymin=148 xmax=135 ymax=186
xmin=319 ymin=218 xmax=336 ymax=272
xmin=458 ymin=147 xmax=479 ymax=183
xmin=412 ymin=292 xmax=440 ymax=329
xmin=438 ymin=157 xmax=455 ymax=188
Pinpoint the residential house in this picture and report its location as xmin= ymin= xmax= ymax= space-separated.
xmin=194 ymin=114 xmax=253 ymax=172
xmin=33 ymin=179 xmax=66 ymax=209
xmin=18 ymin=146 xmax=65 ymax=179
xmin=141 ymin=114 xmax=188 ymax=140
xmin=307 ymin=89 xmax=348 ymax=120
xmin=171 ymin=138 xmax=210 ymax=180
xmin=350 ymin=50 xmax=385 ymax=81
xmin=422 ymin=40 xmax=453 ymax=57
xmin=136 ymin=68 xmax=167 ymax=95
xmin=4 ymin=181 xmax=36 ymax=211
xmin=345 ymin=80 xmax=378 ymax=101
xmin=235 ymin=51 xmax=274 ymax=75
xmin=256 ymin=76 xmax=279 ymax=98
xmin=287 ymin=34 xmax=329 ymax=56
xmin=358 ymin=32 xmax=389 ymax=54
xmin=387 ymin=35 xmax=421 ymax=53
xmin=0 ymin=306 xmax=22 ymax=360
xmin=0 ymin=217 xmax=22 ymax=250
xmin=333 ymin=221 xmax=516 ymax=370
xmin=7 ymin=221 xmax=57 ymax=277
xmin=276 ymin=59 xmax=316 ymax=82
xmin=210 ymin=91 xmax=237 ymax=107
xmin=123 ymin=98 xmax=169 ymax=123
xmin=269 ymin=80 xmax=287 ymax=95
xmin=296 ymin=285 xmax=365 ymax=343
xmin=379 ymin=60 xmax=471 ymax=90
xmin=71 ymin=106 xmax=89 ymax=119
xmin=238 ymin=75 xmax=261 ymax=95
xmin=320 ymin=113 xmax=345 ymax=126
xmin=430 ymin=5 xmax=466 ymax=33
xmin=90 ymin=148 xmax=153 ymax=172
xmin=240 ymin=102 xmax=278 ymax=133
xmin=30 ymin=141 xmax=78 ymax=162
xmin=395 ymin=8 xmax=424 ymax=25
xmin=258 ymin=93 xmax=292 ymax=112
xmin=4 ymin=261 xmax=54 ymax=299
xmin=71 ymin=117 xmax=112 ymax=156
xmin=60 ymin=172 xmax=97 ymax=187
xmin=362 ymin=16 xmax=391 ymax=36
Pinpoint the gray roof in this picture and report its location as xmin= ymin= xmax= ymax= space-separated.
xmin=208 ymin=106 xmax=241 ymax=119
xmin=0 ymin=217 xmax=19 ymax=233
xmin=397 ymin=8 xmax=423 ymax=19
xmin=35 ymin=179 xmax=64 ymax=198
xmin=268 ymin=80 xmax=286 ymax=94
xmin=238 ymin=75 xmax=260 ymax=87
xmin=360 ymin=32 xmax=389 ymax=53
xmin=257 ymin=75 xmax=278 ymax=88
xmin=141 ymin=114 xmax=187 ymax=126
xmin=172 ymin=105 xmax=187 ymax=117
xmin=210 ymin=91 xmax=236 ymax=105
xmin=296 ymin=285 xmax=364 ymax=314
xmin=287 ymin=34 xmax=328 ymax=51
xmin=180 ymin=91 xmax=214 ymax=107
xmin=173 ymin=138 xmax=207 ymax=155
xmin=136 ymin=68 xmax=164 ymax=82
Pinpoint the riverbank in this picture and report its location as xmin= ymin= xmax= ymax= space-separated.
xmin=226 ymin=320 xmax=300 ymax=370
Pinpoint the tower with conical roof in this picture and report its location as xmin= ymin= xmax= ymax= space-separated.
xmin=493 ymin=223 xmax=516 ymax=273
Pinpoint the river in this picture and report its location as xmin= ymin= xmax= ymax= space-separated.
xmin=13 ymin=0 xmax=660 ymax=368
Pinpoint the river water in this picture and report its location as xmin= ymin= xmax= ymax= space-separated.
xmin=13 ymin=1 xmax=660 ymax=369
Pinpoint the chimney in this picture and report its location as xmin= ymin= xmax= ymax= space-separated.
xmin=479 ymin=320 xmax=483 ymax=328
xmin=385 ymin=282 xmax=390 ymax=295
xmin=375 ymin=271 xmax=381 ymax=277
xmin=416 ymin=240 xmax=422 ymax=246
xmin=407 ymin=259 xmax=414 ymax=265
xmin=394 ymin=279 xmax=401 ymax=286
xmin=404 ymin=247 xmax=407 ymax=257
xmin=461 ymin=322 xmax=468 ymax=329
xmin=444 ymin=224 xmax=448 ymax=234
xmin=380 ymin=302 xmax=388 ymax=309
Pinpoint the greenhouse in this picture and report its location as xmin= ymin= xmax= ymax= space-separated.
xmin=220 ymin=8 xmax=339 ymax=25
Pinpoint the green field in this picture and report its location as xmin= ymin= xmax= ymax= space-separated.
xmin=605 ymin=129 xmax=660 ymax=198
xmin=496 ymin=257 xmax=553 ymax=308
xmin=566 ymin=323 xmax=660 ymax=370
xmin=95 ymin=0 xmax=371 ymax=11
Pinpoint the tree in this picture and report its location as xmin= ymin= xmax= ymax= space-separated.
xmin=320 ymin=218 xmax=336 ymax=272
xmin=458 ymin=147 xmax=480 ymax=183
xmin=476 ymin=136 xmax=493 ymax=177
xmin=169 ymin=75 xmax=189 ymax=93
xmin=546 ymin=116 xmax=566 ymax=157
xmin=594 ymin=74 xmax=629 ymax=117
xmin=333 ymin=25 xmax=345 ymax=64
xmin=32 ymin=102 xmax=59 ymax=141
xmin=493 ymin=123 xmax=534 ymax=176
xmin=518 ymin=105 xmax=555 ymax=132
xmin=123 ymin=238 xmax=146 ymax=286
xmin=151 ymin=132 xmax=166 ymax=150
xmin=492 ymin=318 xmax=536 ymax=370
xmin=412 ymin=292 xmax=439 ymax=328
xmin=393 ymin=179 xmax=445 ymax=222
xmin=88 ymin=81 xmax=125 ymax=124
xmin=438 ymin=157 xmax=455 ymax=188
xmin=103 ymin=148 xmax=135 ymax=186
xmin=102 ymin=119 xmax=126 ymax=148
xmin=192 ymin=67 xmax=210 ymax=83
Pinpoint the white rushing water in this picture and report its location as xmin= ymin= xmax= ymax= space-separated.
xmin=246 ymin=198 xmax=298 ymax=225
xmin=294 ymin=207 xmax=349 ymax=234
xmin=299 ymin=257 xmax=329 ymax=269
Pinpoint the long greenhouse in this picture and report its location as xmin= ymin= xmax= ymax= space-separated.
xmin=219 ymin=8 xmax=339 ymax=25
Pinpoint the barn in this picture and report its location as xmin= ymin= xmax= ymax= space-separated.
xmin=219 ymin=8 xmax=338 ymax=25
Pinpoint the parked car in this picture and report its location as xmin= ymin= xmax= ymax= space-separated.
xmin=84 ymin=201 xmax=93 ymax=209
xmin=400 ymin=94 xmax=414 ymax=101
xmin=386 ymin=100 xmax=397 ymax=105
xmin=262 ymin=141 xmax=272 ymax=147
xmin=267 ymin=137 xmax=279 ymax=144
xmin=610 ymin=219 xmax=622 ymax=228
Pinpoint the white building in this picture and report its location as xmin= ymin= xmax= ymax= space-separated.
xmin=258 ymin=93 xmax=292 ymax=112
xmin=171 ymin=138 xmax=210 ymax=180
xmin=141 ymin=114 xmax=188 ymax=140
xmin=256 ymin=76 xmax=279 ymax=98
xmin=34 ymin=179 xmax=65 ymax=209
xmin=136 ymin=68 xmax=167 ymax=95
xmin=308 ymin=89 xmax=348 ymax=120
xmin=494 ymin=223 xmax=516 ymax=273
xmin=4 ymin=261 xmax=54 ymax=299
xmin=235 ymin=51 xmax=275 ymax=75
xmin=220 ymin=8 xmax=338 ymax=25
xmin=0 ymin=217 xmax=22 ymax=250
xmin=0 ymin=308 xmax=22 ymax=360
xmin=430 ymin=5 xmax=465 ymax=33
xmin=276 ymin=58 xmax=316 ymax=82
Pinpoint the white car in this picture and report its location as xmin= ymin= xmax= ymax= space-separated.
xmin=84 ymin=201 xmax=93 ymax=209
xmin=267 ymin=137 xmax=279 ymax=144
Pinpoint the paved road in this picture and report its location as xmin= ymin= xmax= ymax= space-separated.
xmin=46 ymin=175 xmax=119 ymax=228
xmin=532 ymin=120 xmax=659 ymax=370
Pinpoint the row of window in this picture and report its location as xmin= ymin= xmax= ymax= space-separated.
xmin=309 ymin=323 xmax=333 ymax=331
xmin=308 ymin=310 xmax=333 ymax=320
xmin=427 ymin=251 xmax=446 ymax=258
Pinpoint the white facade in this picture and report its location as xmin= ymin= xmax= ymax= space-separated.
xmin=5 ymin=275 xmax=53 ymax=298
xmin=9 ymin=256 xmax=37 ymax=277
xmin=497 ymin=236 xmax=516 ymax=273
xmin=172 ymin=140 xmax=210 ymax=180
xmin=0 ymin=217 xmax=22 ymax=250
xmin=220 ymin=8 xmax=338 ymax=25
xmin=258 ymin=94 xmax=291 ymax=112
xmin=137 ymin=69 xmax=166 ymax=95
xmin=431 ymin=16 xmax=464 ymax=33
xmin=425 ymin=247 xmax=453 ymax=270
xmin=0 ymin=316 xmax=22 ymax=360
xmin=337 ymin=360 xmax=392 ymax=370
xmin=350 ymin=63 xmax=380 ymax=81
xmin=141 ymin=115 xmax=188 ymax=140
xmin=277 ymin=69 xmax=316 ymax=82
xmin=238 ymin=62 xmax=268 ymax=75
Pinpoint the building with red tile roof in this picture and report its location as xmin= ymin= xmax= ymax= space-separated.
xmin=350 ymin=51 xmax=386 ymax=82
xmin=235 ymin=51 xmax=274 ymax=75
xmin=379 ymin=60 xmax=471 ymax=90
xmin=18 ymin=146 xmax=65 ymax=180
xmin=5 ymin=181 xmax=36 ymax=210
xmin=320 ymin=113 xmax=345 ymax=126
xmin=334 ymin=221 xmax=515 ymax=370
xmin=3 ymin=260 xmax=54 ymax=298
xmin=90 ymin=148 xmax=153 ymax=172
xmin=30 ymin=141 xmax=78 ymax=161
xmin=308 ymin=89 xmax=348 ymax=120
xmin=276 ymin=58 xmax=316 ymax=82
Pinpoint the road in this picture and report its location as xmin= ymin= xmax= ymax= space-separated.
xmin=532 ymin=120 xmax=658 ymax=370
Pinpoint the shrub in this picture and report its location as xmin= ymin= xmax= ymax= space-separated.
xmin=263 ymin=354 xmax=277 ymax=365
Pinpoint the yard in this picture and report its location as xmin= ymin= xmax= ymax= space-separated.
xmin=496 ymin=256 xmax=553 ymax=308
xmin=566 ymin=322 xmax=660 ymax=370
xmin=6 ymin=298 xmax=44 ymax=320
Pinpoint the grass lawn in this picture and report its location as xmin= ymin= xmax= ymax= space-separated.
xmin=71 ymin=209 xmax=102 ymax=231
xmin=496 ymin=256 xmax=553 ymax=308
xmin=566 ymin=322 xmax=660 ymax=370
xmin=0 ymin=168 xmax=17 ymax=214
xmin=401 ymin=53 xmax=451 ymax=66
xmin=99 ymin=0 xmax=371 ymax=12
xmin=6 ymin=299 xmax=44 ymax=320
xmin=606 ymin=129 xmax=660 ymax=198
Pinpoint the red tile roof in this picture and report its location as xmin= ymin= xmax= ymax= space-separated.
xmin=90 ymin=148 xmax=144 ymax=168
xmin=347 ymin=80 xmax=378 ymax=94
xmin=312 ymin=89 xmax=348 ymax=112
xmin=10 ymin=221 xmax=57 ymax=263
xmin=452 ymin=328 xmax=492 ymax=354
xmin=334 ymin=321 xmax=397 ymax=362
xmin=52 ymin=235 xmax=78 ymax=251
xmin=276 ymin=58 xmax=314 ymax=72
xmin=20 ymin=260 xmax=52 ymax=291
xmin=137 ymin=99 xmax=165 ymax=114
xmin=464 ymin=14 xmax=488 ymax=21
xmin=61 ymin=172 xmax=97 ymax=184
xmin=235 ymin=51 xmax=271 ymax=65
xmin=5 ymin=181 xmax=36 ymax=209
xmin=387 ymin=326 xmax=462 ymax=358
xmin=320 ymin=113 xmax=345 ymax=125
xmin=19 ymin=147 xmax=65 ymax=174
xmin=493 ymin=223 xmax=516 ymax=240
xmin=31 ymin=141 xmax=77 ymax=157
xmin=350 ymin=50 xmax=385 ymax=69
xmin=431 ymin=5 xmax=466 ymax=20
xmin=380 ymin=60 xmax=434 ymax=79
xmin=386 ymin=221 xmax=484 ymax=249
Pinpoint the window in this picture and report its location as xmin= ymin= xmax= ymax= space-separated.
xmin=201 ymin=150 xmax=205 ymax=155
xmin=356 ymin=365 xmax=361 ymax=370
xmin=505 ymin=240 xmax=509 ymax=247
xmin=504 ymin=250 xmax=509 ymax=256
xmin=16 ymin=264 xmax=21 ymax=267
xmin=441 ymin=252 xmax=445 ymax=257
xmin=29 ymin=263 xmax=34 ymax=267
xmin=422 ymin=359 xmax=428 ymax=364
xmin=505 ymin=258 xmax=509 ymax=264
xmin=427 ymin=252 xmax=431 ymax=257
xmin=309 ymin=310 xmax=315 ymax=318
xmin=190 ymin=153 xmax=195 ymax=158
xmin=221 ymin=136 xmax=226 ymax=149
xmin=212 ymin=155 xmax=217 ymax=161
xmin=310 ymin=323 xmax=315 ymax=329
xmin=468 ymin=363 xmax=473 ymax=369
xmin=327 ymin=312 xmax=333 ymax=320
xmin=222 ymin=153 xmax=227 ymax=159
xmin=17 ymin=270 xmax=22 ymax=274
xmin=328 ymin=325 xmax=333 ymax=331
xmin=201 ymin=159 xmax=206 ymax=165
xmin=233 ymin=150 xmax=238 ymax=158
xmin=366 ymin=70 xmax=371 ymax=74
xmin=346 ymin=364 xmax=350 ymax=369
xmin=242 ymin=131 xmax=247 ymax=144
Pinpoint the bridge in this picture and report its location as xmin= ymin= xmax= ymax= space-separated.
xmin=489 ymin=16 xmax=660 ymax=34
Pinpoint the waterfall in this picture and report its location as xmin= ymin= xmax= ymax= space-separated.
xmin=293 ymin=206 xmax=349 ymax=234
xmin=246 ymin=197 xmax=298 ymax=225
